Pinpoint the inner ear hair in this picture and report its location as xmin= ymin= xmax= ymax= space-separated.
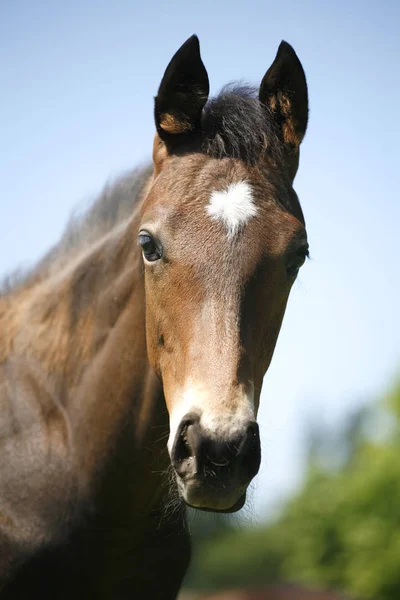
xmin=259 ymin=41 xmax=308 ymax=149
xmin=154 ymin=35 xmax=210 ymax=145
xmin=159 ymin=113 xmax=193 ymax=135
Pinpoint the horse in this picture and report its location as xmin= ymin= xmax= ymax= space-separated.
xmin=0 ymin=35 xmax=309 ymax=599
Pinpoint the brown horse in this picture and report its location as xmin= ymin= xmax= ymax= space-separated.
xmin=0 ymin=36 xmax=309 ymax=598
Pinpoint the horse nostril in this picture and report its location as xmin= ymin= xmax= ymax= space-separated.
xmin=236 ymin=421 xmax=260 ymax=457
xmin=236 ymin=421 xmax=261 ymax=477
xmin=171 ymin=413 xmax=200 ymax=478
xmin=180 ymin=423 xmax=191 ymax=457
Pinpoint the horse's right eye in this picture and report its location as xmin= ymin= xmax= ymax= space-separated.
xmin=138 ymin=232 xmax=162 ymax=262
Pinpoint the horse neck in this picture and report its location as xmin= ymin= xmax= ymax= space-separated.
xmin=15 ymin=215 xmax=143 ymax=384
xmin=10 ymin=206 xmax=171 ymax=513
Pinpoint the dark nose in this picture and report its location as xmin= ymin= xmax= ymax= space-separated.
xmin=171 ymin=414 xmax=261 ymax=483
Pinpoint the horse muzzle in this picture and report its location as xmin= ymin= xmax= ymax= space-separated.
xmin=170 ymin=413 xmax=261 ymax=512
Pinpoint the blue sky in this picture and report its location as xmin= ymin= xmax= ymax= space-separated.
xmin=1 ymin=1 xmax=399 ymax=517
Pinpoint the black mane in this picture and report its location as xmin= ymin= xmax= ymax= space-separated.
xmin=201 ymin=85 xmax=283 ymax=165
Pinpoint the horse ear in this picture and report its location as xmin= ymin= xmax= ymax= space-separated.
xmin=259 ymin=41 xmax=308 ymax=150
xmin=154 ymin=35 xmax=209 ymax=144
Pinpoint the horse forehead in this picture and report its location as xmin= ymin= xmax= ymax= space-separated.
xmin=179 ymin=177 xmax=265 ymax=257
xmin=178 ymin=172 xmax=264 ymax=233
xmin=206 ymin=180 xmax=258 ymax=238
xmin=146 ymin=157 xmax=290 ymax=259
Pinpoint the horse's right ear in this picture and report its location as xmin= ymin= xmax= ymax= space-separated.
xmin=154 ymin=35 xmax=209 ymax=146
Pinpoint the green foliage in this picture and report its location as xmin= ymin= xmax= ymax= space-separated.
xmin=185 ymin=379 xmax=400 ymax=599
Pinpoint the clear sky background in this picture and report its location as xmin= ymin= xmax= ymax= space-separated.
xmin=1 ymin=1 xmax=399 ymax=518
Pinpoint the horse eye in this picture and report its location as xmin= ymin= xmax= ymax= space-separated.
xmin=138 ymin=232 xmax=162 ymax=262
xmin=286 ymin=247 xmax=309 ymax=277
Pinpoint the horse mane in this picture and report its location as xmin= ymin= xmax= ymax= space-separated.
xmin=0 ymin=165 xmax=153 ymax=296
xmin=201 ymin=85 xmax=284 ymax=165
xmin=38 ymin=165 xmax=152 ymax=268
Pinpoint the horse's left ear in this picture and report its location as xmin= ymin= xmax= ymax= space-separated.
xmin=154 ymin=35 xmax=209 ymax=146
xmin=259 ymin=41 xmax=308 ymax=150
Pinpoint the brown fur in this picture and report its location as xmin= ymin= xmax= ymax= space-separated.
xmin=142 ymin=152 xmax=306 ymax=425
xmin=0 ymin=37 xmax=309 ymax=599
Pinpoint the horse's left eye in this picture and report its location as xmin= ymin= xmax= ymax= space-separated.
xmin=138 ymin=232 xmax=162 ymax=262
xmin=286 ymin=247 xmax=309 ymax=277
